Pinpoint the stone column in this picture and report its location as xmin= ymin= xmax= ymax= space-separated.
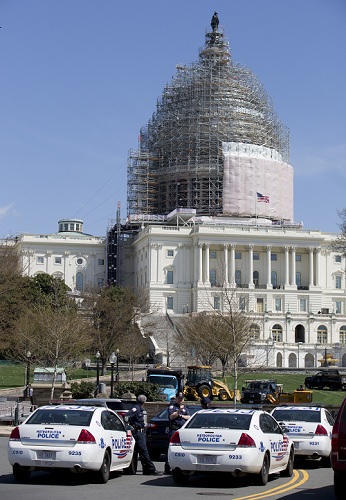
xmin=266 ymin=246 xmax=272 ymax=288
xmin=150 ymin=244 xmax=156 ymax=282
xmin=309 ymin=247 xmax=314 ymax=288
xmin=284 ymin=246 xmax=290 ymax=287
xmin=205 ymin=244 xmax=210 ymax=284
xmin=248 ymin=245 xmax=254 ymax=288
xmin=291 ymin=246 xmax=296 ymax=287
xmin=315 ymin=247 xmax=321 ymax=287
xmin=224 ymin=244 xmax=229 ymax=285
xmin=230 ymin=244 xmax=235 ymax=286
xmin=198 ymin=243 xmax=203 ymax=284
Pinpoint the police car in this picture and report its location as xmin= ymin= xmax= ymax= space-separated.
xmin=8 ymin=404 xmax=137 ymax=483
xmin=167 ymin=408 xmax=294 ymax=485
xmin=271 ymin=406 xmax=334 ymax=466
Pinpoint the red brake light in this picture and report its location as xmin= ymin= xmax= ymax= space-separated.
xmin=170 ymin=431 xmax=181 ymax=445
xmin=77 ymin=429 xmax=96 ymax=443
xmin=315 ymin=425 xmax=328 ymax=436
xmin=237 ymin=433 xmax=256 ymax=447
xmin=9 ymin=427 xmax=20 ymax=441
xmin=146 ymin=422 xmax=158 ymax=429
xmin=117 ymin=411 xmax=127 ymax=418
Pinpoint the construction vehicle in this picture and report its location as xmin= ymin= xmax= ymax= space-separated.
xmin=146 ymin=368 xmax=184 ymax=401
xmin=241 ymin=379 xmax=313 ymax=405
xmin=183 ymin=365 xmax=236 ymax=401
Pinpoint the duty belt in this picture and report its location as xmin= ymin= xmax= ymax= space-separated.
xmin=134 ymin=427 xmax=145 ymax=433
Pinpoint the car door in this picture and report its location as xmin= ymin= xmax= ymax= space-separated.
xmin=259 ymin=413 xmax=288 ymax=472
xmin=100 ymin=410 xmax=133 ymax=469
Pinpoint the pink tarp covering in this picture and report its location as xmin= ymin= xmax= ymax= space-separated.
xmin=222 ymin=145 xmax=293 ymax=221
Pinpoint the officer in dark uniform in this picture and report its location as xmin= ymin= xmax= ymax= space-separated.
xmin=165 ymin=392 xmax=190 ymax=473
xmin=126 ymin=394 xmax=162 ymax=475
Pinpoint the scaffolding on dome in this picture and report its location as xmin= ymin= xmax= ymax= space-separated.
xmin=127 ymin=24 xmax=289 ymax=218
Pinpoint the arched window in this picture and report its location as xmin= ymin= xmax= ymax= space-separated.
xmin=272 ymin=324 xmax=283 ymax=342
xmin=249 ymin=323 xmax=260 ymax=339
xmin=296 ymin=272 xmax=302 ymax=288
xmin=76 ymin=272 xmax=83 ymax=291
xmin=317 ymin=325 xmax=328 ymax=344
xmin=271 ymin=271 xmax=277 ymax=287
xmin=209 ymin=269 xmax=216 ymax=286
xmin=340 ymin=326 xmax=346 ymax=344
xmin=235 ymin=270 xmax=241 ymax=286
xmin=253 ymin=271 xmax=259 ymax=286
xmin=276 ymin=352 xmax=283 ymax=368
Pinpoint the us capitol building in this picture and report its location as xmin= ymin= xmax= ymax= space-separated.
xmin=14 ymin=15 xmax=346 ymax=369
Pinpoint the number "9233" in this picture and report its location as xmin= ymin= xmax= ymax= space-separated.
xmin=68 ymin=451 xmax=81 ymax=456
xmin=228 ymin=454 xmax=242 ymax=460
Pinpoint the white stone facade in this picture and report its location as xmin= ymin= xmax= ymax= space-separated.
xmin=127 ymin=217 xmax=346 ymax=369
xmin=17 ymin=219 xmax=106 ymax=292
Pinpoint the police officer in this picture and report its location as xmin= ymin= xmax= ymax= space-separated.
xmin=126 ymin=394 xmax=162 ymax=475
xmin=200 ymin=396 xmax=212 ymax=409
xmin=165 ymin=392 xmax=190 ymax=473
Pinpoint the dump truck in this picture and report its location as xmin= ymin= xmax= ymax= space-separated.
xmin=146 ymin=368 xmax=184 ymax=401
xmin=183 ymin=365 xmax=237 ymax=401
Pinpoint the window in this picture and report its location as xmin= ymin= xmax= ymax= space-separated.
xmin=213 ymin=296 xmax=220 ymax=310
xmin=275 ymin=298 xmax=282 ymax=312
xmin=249 ymin=323 xmax=260 ymax=339
xmin=98 ymin=259 xmax=105 ymax=266
xmin=239 ymin=297 xmax=246 ymax=311
xmin=36 ymin=256 xmax=44 ymax=264
xmin=317 ymin=325 xmax=328 ymax=344
xmin=167 ymin=270 xmax=174 ymax=284
xmin=271 ymin=254 xmax=277 ymax=261
xmin=296 ymin=272 xmax=302 ymax=288
xmin=256 ymin=298 xmax=264 ymax=313
xmin=76 ymin=272 xmax=83 ymax=291
xmin=76 ymin=223 xmax=80 ymax=231
xmin=271 ymin=271 xmax=277 ymax=287
xmin=272 ymin=324 xmax=282 ymax=342
xmin=167 ymin=296 xmax=173 ymax=310
xmin=336 ymin=275 xmax=342 ymax=289
xmin=235 ymin=270 xmax=241 ymax=286
xmin=335 ymin=301 xmax=342 ymax=314
xmin=209 ymin=269 xmax=216 ymax=286
xmin=253 ymin=252 xmax=259 ymax=260
xmin=340 ymin=326 xmax=346 ymax=344
xmin=210 ymin=251 xmax=217 ymax=259
xmin=296 ymin=254 xmax=302 ymax=262
xmin=69 ymin=223 xmax=74 ymax=231
xmin=235 ymin=252 xmax=241 ymax=259
xmin=64 ymin=223 xmax=68 ymax=231
xmin=335 ymin=255 xmax=342 ymax=263
xmin=253 ymin=270 xmax=259 ymax=286
xmin=299 ymin=298 xmax=307 ymax=312
xmin=167 ymin=249 xmax=174 ymax=257
xmin=54 ymin=257 xmax=62 ymax=265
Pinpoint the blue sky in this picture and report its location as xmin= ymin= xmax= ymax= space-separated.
xmin=1 ymin=0 xmax=345 ymax=237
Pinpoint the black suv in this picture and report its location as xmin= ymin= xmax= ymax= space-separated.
xmin=331 ymin=397 xmax=346 ymax=499
xmin=75 ymin=398 xmax=136 ymax=419
xmin=305 ymin=370 xmax=346 ymax=391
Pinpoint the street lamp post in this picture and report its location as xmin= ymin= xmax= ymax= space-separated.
xmin=26 ymin=351 xmax=31 ymax=387
xmin=116 ymin=348 xmax=119 ymax=382
xmin=95 ymin=351 xmax=100 ymax=395
xmin=109 ymin=352 xmax=116 ymax=398
xmin=146 ymin=353 xmax=150 ymax=371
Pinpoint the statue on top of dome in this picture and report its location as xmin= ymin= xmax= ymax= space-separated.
xmin=211 ymin=12 xmax=219 ymax=31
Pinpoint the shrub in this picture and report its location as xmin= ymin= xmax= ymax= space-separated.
xmin=70 ymin=380 xmax=95 ymax=399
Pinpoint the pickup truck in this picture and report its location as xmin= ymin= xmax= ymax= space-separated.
xmin=304 ymin=369 xmax=346 ymax=391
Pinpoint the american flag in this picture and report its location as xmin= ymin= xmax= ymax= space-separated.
xmin=257 ymin=192 xmax=269 ymax=203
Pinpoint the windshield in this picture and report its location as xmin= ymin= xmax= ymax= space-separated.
xmin=272 ymin=409 xmax=321 ymax=422
xmin=148 ymin=375 xmax=178 ymax=388
xmin=185 ymin=413 xmax=252 ymax=430
xmin=26 ymin=409 xmax=93 ymax=426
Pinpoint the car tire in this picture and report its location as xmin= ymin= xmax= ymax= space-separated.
xmin=255 ymin=453 xmax=269 ymax=485
xmin=281 ymin=447 xmax=294 ymax=477
xmin=172 ymin=468 xmax=190 ymax=484
xmin=218 ymin=390 xmax=229 ymax=401
xmin=334 ymin=472 xmax=343 ymax=500
xmin=13 ymin=464 xmax=31 ymax=482
xmin=96 ymin=451 xmax=111 ymax=484
xmin=123 ymin=449 xmax=138 ymax=475
xmin=198 ymin=385 xmax=212 ymax=399
xmin=320 ymin=454 xmax=331 ymax=468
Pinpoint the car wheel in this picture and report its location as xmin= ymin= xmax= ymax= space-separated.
xmin=198 ymin=384 xmax=212 ymax=399
xmin=334 ymin=472 xmax=343 ymax=500
xmin=218 ymin=390 xmax=229 ymax=401
xmin=281 ymin=447 xmax=294 ymax=477
xmin=172 ymin=469 xmax=190 ymax=485
xmin=255 ymin=453 xmax=269 ymax=485
xmin=96 ymin=452 xmax=111 ymax=484
xmin=320 ymin=454 xmax=331 ymax=468
xmin=123 ymin=449 xmax=138 ymax=475
xmin=13 ymin=464 xmax=31 ymax=482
